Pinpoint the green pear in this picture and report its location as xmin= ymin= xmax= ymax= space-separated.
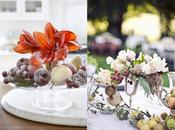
xmin=140 ymin=124 xmax=150 ymax=130
xmin=150 ymin=115 xmax=161 ymax=123
xmin=70 ymin=56 xmax=82 ymax=69
xmin=166 ymin=116 xmax=175 ymax=129
xmin=172 ymin=91 xmax=175 ymax=97
xmin=137 ymin=119 xmax=147 ymax=129
xmin=167 ymin=97 xmax=175 ymax=109
xmin=51 ymin=65 xmax=72 ymax=85
xmin=153 ymin=123 xmax=164 ymax=130
xmin=148 ymin=119 xmax=158 ymax=129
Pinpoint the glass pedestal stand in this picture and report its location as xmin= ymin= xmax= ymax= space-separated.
xmin=32 ymin=86 xmax=72 ymax=111
xmin=124 ymin=77 xmax=139 ymax=116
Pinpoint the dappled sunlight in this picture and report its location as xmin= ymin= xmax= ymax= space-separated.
xmin=122 ymin=13 xmax=161 ymax=42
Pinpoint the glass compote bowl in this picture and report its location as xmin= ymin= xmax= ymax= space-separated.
xmin=32 ymin=84 xmax=73 ymax=111
xmin=32 ymin=54 xmax=86 ymax=112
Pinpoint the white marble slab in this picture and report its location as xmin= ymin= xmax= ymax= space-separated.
xmin=1 ymin=87 xmax=87 ymax=126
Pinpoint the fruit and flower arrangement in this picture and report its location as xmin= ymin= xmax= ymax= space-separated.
xmin=88 ymin=49 xmax=175 ymax=130
xmin=96 ymin=49 xmax=170 ymax=106
xmin=2 ymin=22 xmax=87 ymax=88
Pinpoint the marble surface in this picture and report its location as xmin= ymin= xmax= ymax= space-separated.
xmin=1 ymin=87 xmax=87 ymax=126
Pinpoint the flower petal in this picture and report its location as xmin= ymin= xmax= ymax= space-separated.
xmin=55 ymin=31 xmax=77 ymax=47
xmin=53 ymin=45 xmax=68 ymax=61
xmin=23 ymin=30 xmax=37 ymax=46
xmin=44 ymin=22 xmax=57 ymax=48
xmin=29 ymin=56 xmax=43 ymax=74
xmin=32 ymin=51 xmax=54 ymax=64
xmin=33 ymin=32 xmax=51 ymax=53
xmin=14 ymin=34 xmax=39 ymax=53
xmin=14 ymin=42 xmax=39 ymax=53
xmin=67 ymin=41 xmax=81 ymax=51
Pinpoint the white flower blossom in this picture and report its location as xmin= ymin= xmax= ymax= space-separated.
xmin=141 ymin=62 xmax=151 ymax=74
xmin=106 ymin=56 xmax=114 ymax=64
xmin=141 ymin=53 xmax=168 ymax=74
xmin=111 ymin=59 xmax=126 ymax=72
xmin=144 ymin=55 xmax=152 ymax=63
xmin=97 ymin=68 xmax=112 ymax=84
xmin=117 ymin=49 xmax=136 ymax=62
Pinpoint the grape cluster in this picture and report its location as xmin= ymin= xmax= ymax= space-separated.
xmin=2 ymin=58 xmax=32 ymax=87
xmin=111 ymin=71 xmax=124 ymax=85
xmin=2 ymin=58 xmax=50 ymax=87
xmin=66 ymin=65 xmax=87 ymax=88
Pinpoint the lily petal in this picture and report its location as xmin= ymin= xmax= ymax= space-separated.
xmin=14 ymin=41 xmax=39 ymax=53
xmin=32 ymin=51 xmax=54 ymax=64
xmin=23 ymin=30 xmax=37 ymax=46
xmin=33 ymin=32 xmax=51 ymax=53
xmin=29 ymin=56 xmax=43 ymax=73
xmin=44 ymin=22 xmax=57 ymax=48
xmin=55 ymin=30 xmax=77 ymax=47
xmin=53 ymin=45 xmax=68 ymax=61
xmin=67 ymin=41 xmax=81 ymax=51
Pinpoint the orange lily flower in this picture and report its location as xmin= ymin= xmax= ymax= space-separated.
xmin=14 ymin=22 xmax=81 ymax=64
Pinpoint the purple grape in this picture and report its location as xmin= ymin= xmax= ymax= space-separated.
xmin=3 ymin=78 xmax=10 ymax=84
xmin=9 ymin=67 xmax=18 ymax=77
xmin=34 ymin=68 xmax=50 ymax=86
xmin=16 ymin=58 xmax=29 ymax=68
xmin=10 ymin=77 xmax=16 ymax=83
xmin=23 ymin=71 xmax=29 ymax=78
xmin=73 ymin=82 xmax=80 ymax=88
xmin=16 ymin=69 xmax=23 ymax=76
xmin=64 ymin=63 xmax=77 ymax=74
xmin=2 ymin=71 xmax=8 ymax=77
xmin=20 ymin=65 xmax=28 ymax=71
xmin=80 ymin=65 xmax=86 ymax=72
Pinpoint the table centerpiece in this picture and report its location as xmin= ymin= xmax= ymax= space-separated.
xmin=2 ymin=22 xmax=87 ymax=111
xmin=88 ymin=49 xmax=175 ymax=130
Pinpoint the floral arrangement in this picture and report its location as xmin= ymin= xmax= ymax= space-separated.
xmin=14 ymin=22 xmax=80 ymax=65
xmin=2 ymin=22 xmax=87 ymax=88
xmin=88 ymin=49 xmax=175 ymax=130
xmin=97 ymin=49 xmax=170 ymax=97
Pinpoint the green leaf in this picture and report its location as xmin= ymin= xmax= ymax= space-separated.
xmin=162 ymin=73 xmax=170 ymax=88
xmin=133 ymin=53 xmax=145 ymax=65
xmin=139 ymin=77 xmax=151 ymax=96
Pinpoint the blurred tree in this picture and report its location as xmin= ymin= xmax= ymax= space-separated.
xmin=88 ymin=0 xmax=146 ymax=39
xmin=148 ymin=0 xmax=175 ymax=36
xmin=88 ymin=0 xmax=175 ymax=38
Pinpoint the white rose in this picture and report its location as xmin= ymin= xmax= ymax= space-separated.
xmin=111 ymin=59 xmax=126 ymax=72
xmin=117 ymin=49 xmax=136 ymax=62
xmin=117 ymin=50 xmax=127 ymax=61
xmin=144 ymin=55 xmax=152 ymax=62
xmin=151 ymin=53 xmax=168 ymax=73
xmin=141 ymin=62 xmax=151 ymax=74
xmin=141 ymin=53 xmax=168 ymax=74
xmin=106 ymin=56 xmax=114 ymax=64
xmin=126 ymin=49 xmax=136 ymax=61
xmin=97 ymin=68 xmax=112 ymax=84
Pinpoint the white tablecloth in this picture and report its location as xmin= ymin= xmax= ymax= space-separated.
xmin=87 ymin=86 xmax=170 ymax=130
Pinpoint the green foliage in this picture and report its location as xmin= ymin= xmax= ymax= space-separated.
xmin=87 ymin=53 xmax=98 ymax=68
xmin=162 ymin=73 xmax=170 ymax=88
xmin=139 ymin=77 xmax=151 ymax=96
xmin=124 ymin=3 xmax=158 ymax=20
xmin=133 ymin=53 xmax=145 ymax=65
xmin=15 ymin=76 xmax=33 ymax=87
xmin=87 ymin=54 xmax=111 ymax=71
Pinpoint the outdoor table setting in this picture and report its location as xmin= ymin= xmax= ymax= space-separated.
xmin=87 ymin=49 xmax=175 ymax=130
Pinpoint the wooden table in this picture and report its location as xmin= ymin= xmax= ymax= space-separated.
xmin=0 ymin=82 xmax=86 ymax=130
